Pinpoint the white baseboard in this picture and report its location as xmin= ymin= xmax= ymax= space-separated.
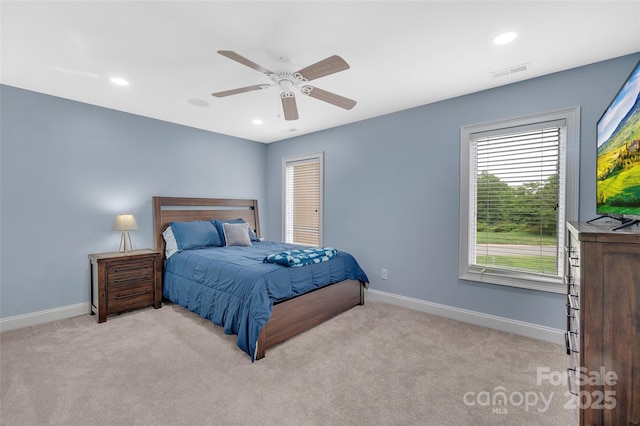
xmin=365 ymin=289 xmax=565 ymax=346
xmin=1 ymin=292 xmax=564 ymax=345
xmin=0 ymin=303 xmax=90 ymax=332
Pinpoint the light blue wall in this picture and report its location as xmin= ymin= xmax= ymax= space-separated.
xmin=264 ymin=53 xmax=640 ymax=330
xmin=2 ymin=53 xmax=638 ymax=327
xmin=0 ymin=86 xmax=267 ymax=318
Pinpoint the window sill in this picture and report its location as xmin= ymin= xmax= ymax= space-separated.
xmin=459 ymin=270 xmax=565 ymax=293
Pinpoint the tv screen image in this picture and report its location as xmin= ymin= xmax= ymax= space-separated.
xmin=596 ymin=60 xmax=640 ymax=228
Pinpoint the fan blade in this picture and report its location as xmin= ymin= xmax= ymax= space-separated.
xmin=212 ymin=84 xmax=267 ymax=97
xmin=296 ymin=55 xmax=350 ymax=81
xmin=217 ymin=50 xmax=273 ymax=75
xmin=281 ymin=93 xmax=299 ymax=120
xmin=301 ymin=86 xmax=357 ymax=110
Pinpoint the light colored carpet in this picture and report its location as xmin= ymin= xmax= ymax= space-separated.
xmin=0 ymin=300 xmax=577 ymax=425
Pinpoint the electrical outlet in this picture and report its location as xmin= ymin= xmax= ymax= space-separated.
xmin=381 ymin=269 xmax=388 ymax=280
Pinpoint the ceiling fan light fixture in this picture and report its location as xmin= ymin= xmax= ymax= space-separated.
xmin=278 ymin=78 xmax=294 ymax=92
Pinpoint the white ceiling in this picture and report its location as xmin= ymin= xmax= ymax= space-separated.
xmin=2 ymin=1 xmax=639 ymax=143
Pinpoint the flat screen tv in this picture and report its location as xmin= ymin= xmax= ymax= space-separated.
xmin=595 ymin=59 xmax=640 ymax=230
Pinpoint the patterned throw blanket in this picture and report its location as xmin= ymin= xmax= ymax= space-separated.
xmin=263 ymin=247 xmax=338 ymax=267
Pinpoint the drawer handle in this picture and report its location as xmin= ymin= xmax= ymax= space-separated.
xmin=115 ymin=289 xmax=149 ymax=300
xmin=567 ymin=367 xmax=579 ymax=396
xmin=567 ymin=313 xmax=579 ymax=334
xmin=114 ymin=266 xmax=150 ymax=272
xmin=565 ymin=304 xmax=577 ymax=318
xmin=567 ymin=282 xmax=579 ymax=296
xmin=567 ymin=294 xmax=579 ymax=311
xmin=564 ymin=304 xmax=580 ymax=336
xmin=565 ymin=331 xmax=579 ymax=354
xmin=113 ymin=275 xmax=149 ymax=284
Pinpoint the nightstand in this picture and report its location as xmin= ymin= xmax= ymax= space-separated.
xmin=89 ymin=249 xmax=163 ymax=323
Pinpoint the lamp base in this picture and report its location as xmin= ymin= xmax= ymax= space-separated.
xmin=118 ymin=230 xmax=134 ymax=253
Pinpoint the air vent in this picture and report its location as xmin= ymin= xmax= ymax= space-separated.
xmin=490 ymin=63 xmax=530 ymax=78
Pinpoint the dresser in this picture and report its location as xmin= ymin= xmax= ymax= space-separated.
xmin=89 ymin=249 xmax=163 ymax=323
xmin=565 ymin=221 xmax=640 ymax=425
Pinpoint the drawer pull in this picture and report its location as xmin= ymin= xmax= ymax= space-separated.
xmin=565 ymin=304 xmax=577 ymax=318
xmin=567 ymin=282 xmax=579 ymax=296
xmin=566 ymin=311 xmax=579 ymax=335
xmin=565 ymin=331 xmax=579 ymax=354
xmin=568 ymin=294 xmax=579 ymax=311
xmin=113 ymin=265 xmax=151 ymax=273
xmin=113 ymin=275 xmax=149 ymax=284
xmin=115 ymin=289 xmax=149 ymax=300
xmin=567 ymin=368 xmax=579 ymax=396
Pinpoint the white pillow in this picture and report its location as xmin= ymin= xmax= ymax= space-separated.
xmin=223 ymin=222 xmax=252 ymax=247
xmin=162 ymin=226 xmax=179 ymax=258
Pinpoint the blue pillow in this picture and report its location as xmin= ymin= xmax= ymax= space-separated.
xmin=170 ymin=220 xmax=223 ymax=249
xmin=212 ymin=218 xmax=259 ymax=244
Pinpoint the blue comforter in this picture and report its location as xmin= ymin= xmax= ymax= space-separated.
xmin=163 ymin=241 xmax=369 ymax=361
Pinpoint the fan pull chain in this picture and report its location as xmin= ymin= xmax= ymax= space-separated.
xmin=276 ymin=89 xmax=281 ymax=119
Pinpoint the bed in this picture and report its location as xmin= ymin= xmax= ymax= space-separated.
xmin=152 ymin=196 xmax=369 ymax=361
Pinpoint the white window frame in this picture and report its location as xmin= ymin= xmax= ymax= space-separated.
xmin=459 ymin=107 xmax=580 ymax=293
xmin=282 ymin=152 xmax=324 ymax=246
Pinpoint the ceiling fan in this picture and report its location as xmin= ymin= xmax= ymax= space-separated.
xmin=212 ymin=50 xmax=356 ymax=121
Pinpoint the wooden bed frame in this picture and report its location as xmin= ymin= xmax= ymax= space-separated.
xmin=152 ymin=196 xmax=365 ymax=360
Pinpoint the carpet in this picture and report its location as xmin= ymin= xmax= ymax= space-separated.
xmin=0 ymin=300 xmax=577 ymax=425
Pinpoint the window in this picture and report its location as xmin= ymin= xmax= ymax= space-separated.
xmin=283 ymin=152 xmax=323 ymax=246
xmin=459 ymin=108 xmax=580 ymax=293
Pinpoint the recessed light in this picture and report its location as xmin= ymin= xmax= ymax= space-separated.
xmin=109 ymin=77 xmax=129 ymax=86
xmin=494 ymin=31 xmax=517 ymax=45
xmin=252 ymin=119 xmax=263 ymax=125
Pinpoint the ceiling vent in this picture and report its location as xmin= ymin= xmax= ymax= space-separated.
xmin=490 ymin=63 xmax=530 ymax=78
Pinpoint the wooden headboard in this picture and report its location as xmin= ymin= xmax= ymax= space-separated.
xmin=152 ymin=197 xmax=260 ymax=254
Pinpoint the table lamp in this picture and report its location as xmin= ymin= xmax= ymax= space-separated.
xmin=113 ymin=214 xmax=139 ymax=253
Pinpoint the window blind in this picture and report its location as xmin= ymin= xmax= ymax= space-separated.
xmin=470 ymin=125 xmax=563 ymax=276
xmin=285 ymin=158 xmax=320 ymax=246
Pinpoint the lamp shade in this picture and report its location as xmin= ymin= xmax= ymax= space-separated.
xmin=113 ymin=214 xmax=139 ymax=231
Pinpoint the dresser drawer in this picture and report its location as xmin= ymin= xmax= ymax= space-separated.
xmin=107 ymin=259 xmax=154 ymax=287
xmin=107 ymin=281 xmax=154 ymax=313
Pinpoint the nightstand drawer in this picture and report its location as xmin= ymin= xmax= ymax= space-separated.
xmin=108 ymin=281 xmax=154 ymax=313
xmin=107 ymin=259 xmax=154 ymax=286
